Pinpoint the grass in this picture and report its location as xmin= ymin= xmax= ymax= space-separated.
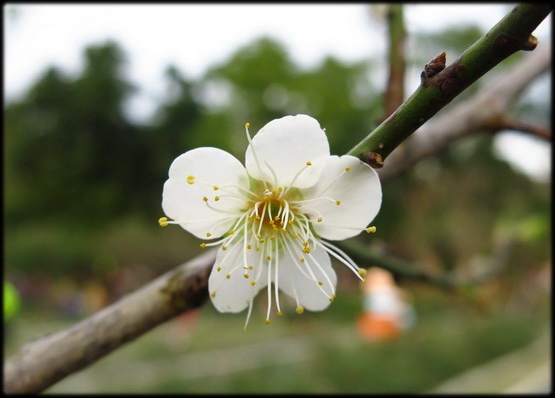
xmin=5 ymin=285 xmax=549 ymax=394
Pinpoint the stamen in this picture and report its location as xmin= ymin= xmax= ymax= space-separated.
xmin=274 ymin=240 xmax=282 ymax=316
xmin=244 ymin=297 xmax=254 ymax=331
xmin=305 ymin=251 xmax=336 ymax=297
xmin=280 ymin=163 xmax=312 ymax=198
xmin=245 ymin=122 xmax=268 ymax=190
xmin=318 ymin=240 xmax=365 ymax=280
xmin=291 ymin=196 xmax=340 ymax=206
xmin=187 ymin=175 xmax=195 ymax=184
xmin=158 ymin=217 xmax=168 ymax=227
xmin=264 ymin=160 xmax=280 ymax=189
xmin=265 ymin=240 xmax=273 ymax=324
xmin=311 ymin=166 xmax=350 ymax=197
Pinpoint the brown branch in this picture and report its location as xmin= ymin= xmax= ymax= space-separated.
xmin=383 ymin=4 xmax=406 ymax=119
xmin=3 ymin=249 xmax=217 ymax=394
xmin=485 ymin=114 xmax=551 ymax=141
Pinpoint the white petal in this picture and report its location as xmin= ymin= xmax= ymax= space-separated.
xmin=276 ymin=239 xmax=336 ymax=311
xmin=299 ymin=155 xmax=382 ymax=240
xmin=162 ymin=147 xmax=250 ymax=239
xmin=245 ymin=114 xmax=330 ymax=189
xmin=208 ymin=238 xmax=268 ymax=313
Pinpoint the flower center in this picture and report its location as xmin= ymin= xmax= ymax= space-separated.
xmin=246 ymin=183 xmax=300 ymax=239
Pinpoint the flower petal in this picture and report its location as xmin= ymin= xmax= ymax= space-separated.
xmin=299 ymin=155 xmax=382 ymax=240
xmin=208 ymin=238 xmax=268 ymax=313
xmin=245 ymin=114 xmax=330 ymax=189
xmin=276 ymin=240 xmax=336 ymax=311
xmin=162 ymin=147 xmax=250 ymax=239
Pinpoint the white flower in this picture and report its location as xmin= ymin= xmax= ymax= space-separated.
xmin=160 ymin=114 xmax=382 ymax=327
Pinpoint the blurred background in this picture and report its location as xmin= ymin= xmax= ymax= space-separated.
xmin=3 ymin=4 xmax=551 ymax=393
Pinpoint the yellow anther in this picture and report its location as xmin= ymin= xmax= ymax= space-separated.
xmin=365 ymin=226 xmax=377 ymax=233
xmin=214 ymin=196 xmax=220 ymax=201
xmin=302 ymin=241 xmax=309 ymax=247
xmin=210 ymin=292 xmax=216 ymax=298
xmin=277 ymin=311 xmax=283 ymax=316
xmin=247 ymin=244 xmax=252 ymax=250
xmin=222 ymin=246 xmax=227 ymax=251
xmin=226 ymin=274 xmax=231 ymax=279
xmin=266 ymin=255 xmax=272 ymax=261
xmin=344 ymin=167 xmax=351 ymax=172
xmin=269 ymin=220 xmax=274 ymax=225
xmin=256 ymin=247 xmax=261 ymax=252
xmin=358 ymin=268 xmax=368 ymax=278
xmin=306 ymin=161 xmax=312 ymax=166
xmin=329 ymin=297 xmax=334 ymax=303
xmin=335 ymin=200 xmax=341 ymax=206
xmin=158 ymin=217 xmax=168 ymax=227
xmin=251 ymin=281 xmax=256 ymax=286
xmin=300 ymin=258 xmax=305 ymax=263
xmin=278 ymin=187 xmax=283 ymax=192
xmin=248 ymin=265 xmax=254 ymax=270
xmin=292 ymin=234 xmax=298 ymax=239
xmin=203 ymin=196 xmax=208 ymax=202
xmin=213 ymin=186 xmax=219 ymax=191
xmin=317 ymin=217 xmax=323 ymax=223
xmin=296 ymin=305 xmax=304 ymax=315
xmin=217 ymin=266 xmax=222 ymax=272
xmin=228 ymin=230 xmax=235 ymax=235
xmin=200 ymin=243 xmax=206 ymax=248
xmin=206 ymin=232 xmax=212 ymax=237
xmin=187 ymin=175 xmax=195 ymax=184
xmin=318 ymin=281 xmax=323 ymax=286
xmin=243 ymin=273 xmax=249 ymax=279
xmin=274 ymin=216 xmax=280 ymax=220
xmin=245 ymin=122 xmax=250 ymax=128
xmin=265 ymin=319 xmax=271 ymax=325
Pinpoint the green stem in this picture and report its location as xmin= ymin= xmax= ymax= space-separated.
xmin=348 ymin=3 xmax=551 ymax=168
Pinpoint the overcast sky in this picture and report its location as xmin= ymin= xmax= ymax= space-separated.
xmin=3 ymin=4 xmax=551 ymax=180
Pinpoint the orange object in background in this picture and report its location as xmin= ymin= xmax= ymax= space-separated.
xmin=357 ymin=267 xmax=415 ymax=341
xmin=357 ymin=312 xmax=400 ymax=341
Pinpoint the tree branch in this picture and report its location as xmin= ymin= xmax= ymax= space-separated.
xmin=484 ymin=114 xmax=551 ymax=141
xmin=377 ymin=41 xmax=551 ymax=182
xmin=348 ymin=3 xmax=551 ymax=168
xmin=383 ymin=4 xmax=406 ymax=119
xmin=3 ymin=249 xmax=217 ymax=394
